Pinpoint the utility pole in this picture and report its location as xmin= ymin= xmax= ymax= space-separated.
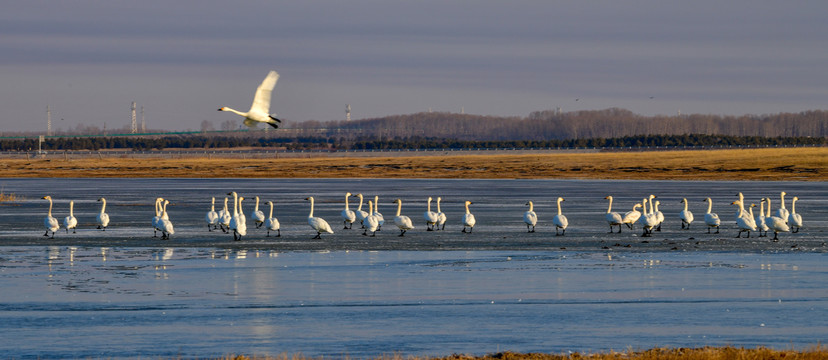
xmin=130 ymin=101 xmax=137 ymax=134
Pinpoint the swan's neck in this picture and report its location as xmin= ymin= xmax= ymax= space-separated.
xmin=232 ymin=193 xmax=239 ymax=217
xmin=268 ymin=202 xmax=274 ymax=218
xmin=101 ymin=199 xmax=107 ymax=214
xmin=766 ymin=199 xmax=771 ymax=217
xmin=706 ymin=199 xmax=712 ymax=214
xmin=683 ymin=200 xmax=688 ymax=212
xmin=396 ymin=201 xmax=403 ymax=217
xmin=69 ymin=201 xmax=74 ymax=216
xmin=222 ymin=107 xmax=247 ymax=117
xmin=48 ymin=198 xmax=53 ymax=217
xmin=155 ymin=199 xmax=160 ymax=217
xmin=606 ymin=198 xmax=612 ymax=213
xmin=368 ymin=201 xmax=374 ymax=216
xmin=780 ymin=193 xmax=786 ymax=209
xmin=211 ymin=197 xmax=215 ymax=211
xmin=436 ymin=198 xmax=441 ymax=213
xmin=254 ymin=197 xmax=260 ymax=211
xmin=759 ymin=200 xmax=764 ymax=216
xmin=748 ymin=206 xmax=754 ymax=219
xmin=648 ymin=197 xmax=654 ymax=214
xmin=791 ymin=198 xmax=796 ymax=214
xmin=465 ymin=202 xmax=471 ymax=215
xmin=642 ymin=199 xmax=648 ymax=216
xmin=427 ymin=198 xmax=432 ymax=212
xmin=345 ymin=194 xmax=351 ymax=210
xmin=529 ymin=201 xmax=534 ymax=212
xmin=163 ymin=201 xmax=169 ymax=216
xmin=223 ymin=198 xmax=229 ymax=212
xmin=308 ymin=198 xmax=315 ymax=218
xmin=357 ymin=195 xmax=364 ymax=211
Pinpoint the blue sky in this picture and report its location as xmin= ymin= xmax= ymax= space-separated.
xmin=2 ymin=1 xmax=827 ymax=132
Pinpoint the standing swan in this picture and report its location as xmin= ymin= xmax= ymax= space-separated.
xmin=341 ymin=192 xmax=356 ymax=229
xmin=622 ymin=203 xmax=642 ymax=230
xmin=206 ymin=197 xmax=219 ymax=231
xmin=461 ymin=200 xmax=476 ymax=233
xmin=217 ymin=70 xmax=281 ymax=129
xmin=703 ymin=198 xmax=720 ymax=234
xmin=355 ymin=194 xmax=370 ymax=227
xmin=552 ymin=197 xmax=569 ymax=236
xmin=265 ymin=201 xmax=280 ymax=237
xmin=251 ymin=196 xmax=265 ymax=229
xmin=305 ymin=197 xmax=334 ymax=239
xmin=731 ymin=200 xmax=757 ymax=238
xmin=97 ymin=197 xmax=110 ymax=231
xmin=235 ymin=197 xmax=248 ymax=240
xmin=64 ymin=200 xmax=78 ymax=234
xmin=764 ymin=196 xmax=790 ymax=241
xmin=776 ymin=191 xmax=790 ymax=220
xmin=424 ymin=196 xmax=439 ymax=231
xmin=363 ymin=200 xmax=379 ymax=237
xmin=788 ymin=196 xmax=803 ymax=233
xmin=152 ymin=197 xmax=163 ymax=237
xmin=160 ymin=199 xmax=175 ymax=240
xmin=219 ymin=197 xmax=232 ymax=233
xmin=679 ymin=198 xmax=694 ymax=230
xmin=42 ymin=196 xmax=59 ymax=238
xmin=435 ymin=197 xmax=447 ymax=231
xmin=604 ymin=196 xmax=623 ymax=233
xmin=373 ymin=195 xmax=385 ymax=230
xmin=393 ymin=199 xmax=414 ymax=236
xmin=756 ymin=198 xmax=769 ymax=237
xmin=524 ymin=201 xmax=538 ymax=233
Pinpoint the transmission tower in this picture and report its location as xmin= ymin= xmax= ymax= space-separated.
xmin=46 ymin=105 xmax=52 ymax=136
xmin=130 ymin=101 xmax=137 ymax=134
xmin=346 ymin=104 xmax=351 ymax=121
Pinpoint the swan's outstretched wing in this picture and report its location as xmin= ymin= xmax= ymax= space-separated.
xmin=250 ymin=70 xmax=279 ymax=114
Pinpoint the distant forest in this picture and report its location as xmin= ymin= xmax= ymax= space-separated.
xmin=2 ymin=108 xmax=826 ymax=151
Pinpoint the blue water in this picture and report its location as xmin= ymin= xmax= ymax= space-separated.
xmin=0 ymin=179 xmax=826 ymax=358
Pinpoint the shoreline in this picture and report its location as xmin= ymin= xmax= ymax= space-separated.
xmin=0 ymin=147 xmax=825 ymax=181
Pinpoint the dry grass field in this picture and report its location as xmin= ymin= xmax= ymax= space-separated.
xmin=0 ymin=147 xmax=824 ymax=181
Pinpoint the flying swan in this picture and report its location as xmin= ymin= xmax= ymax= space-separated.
xmin=218 ymin=70 xmax=282 ymax=129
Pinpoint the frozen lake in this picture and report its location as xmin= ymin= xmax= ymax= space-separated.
xmin=0 ymin=179 xmax=826 ymax=358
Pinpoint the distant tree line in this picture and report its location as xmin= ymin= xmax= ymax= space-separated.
xmin=2 ymin=133 xmax=823 ymax=152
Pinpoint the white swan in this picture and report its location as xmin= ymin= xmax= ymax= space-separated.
xmin=788 ymin=196 xmax=803 ymax=233
xmin=306 ymin=196 xmax=334 ymax=239
xmin=756 ymin=198 xmax=769 ymax=237
xmin=553 ymin=197 xmax=568 ymax=236
xmin=393 ymin=198 xmax=415 ymax=236
xmin=219 ymin=197 xmax=232 ymax=232
xmin=703 ymin=198 xmax=720 ymax=234
xmin=523 ymin=201 xmax=538 ymax=233
xmin=622 ymin=203 xmax=642 ymax=230
xmin=679 ymin=198 xmax=694 ymax=230
xmin=653 ymin=199 xmax=665 ymax=231
xmin=235 ymin=196 xmax=248 ymax=240
xmin=776 ymin=191 xmax=790 ymax=220
xmin=97 ymin=197 xmax=110 ymax=231
xmin=160 ymin=199 xmax=175 ymax=239
xmin=42 ymin=196 xmax=59 ymax=238
xmin=206 ymin=197 xmax=219 ymax=231
xmin=373 ymin=195 xmax=385 ymax=230
xmin=462 ymin=200 xmax=476 ymax=233
xmin=637 ymin=197 xmax=658 ymax=237
xmin=731 ymin=200 xmax=757 ymax=238
xmin=424 ymin=196 xmax=439 ymax=231
xmin=604 ymin=196 xmax=623 ymax=233
xmin=341 ymin=192 xmax=356 ymax=229
xmin=265 ymin=201 xmax=280 ymax=237
xmin=355 ymin=194 xmax=370 ymax=227
xmin=435 ymin=196 xmax=447 ymax=231
xmin=218 ymin=70 xmax=281 ymax=129
xmin=152 ymin=197 xmax=163 ymax=237
xmin=764 ymin=196 xmax=790 ymax=241
xmin=363 ymin=200 xmax=379 ymax=237
xmin=63 ymin=200 xmax=78 ymax=234
xmin=251 ymin=196 xmax=265 ymax=229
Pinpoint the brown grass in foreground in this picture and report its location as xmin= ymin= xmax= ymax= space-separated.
xmin=222 ymin=346 xmax=827 ymax=360
xmin=0 ymin=148 xmax=825 ymax=181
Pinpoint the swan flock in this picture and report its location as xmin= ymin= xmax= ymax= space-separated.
xmin=37 ymin=191 xmax=805 ymax=242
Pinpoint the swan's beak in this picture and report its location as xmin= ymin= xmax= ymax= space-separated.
xmin=218 ymin=107 xmax=225 ymax=111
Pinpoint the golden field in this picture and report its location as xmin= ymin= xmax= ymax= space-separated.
xmin=0 ymin=147 xmax=824 ymax=180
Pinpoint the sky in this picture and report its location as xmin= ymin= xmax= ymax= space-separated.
xmin=2 ymin=1 xmax=827 ymax=132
